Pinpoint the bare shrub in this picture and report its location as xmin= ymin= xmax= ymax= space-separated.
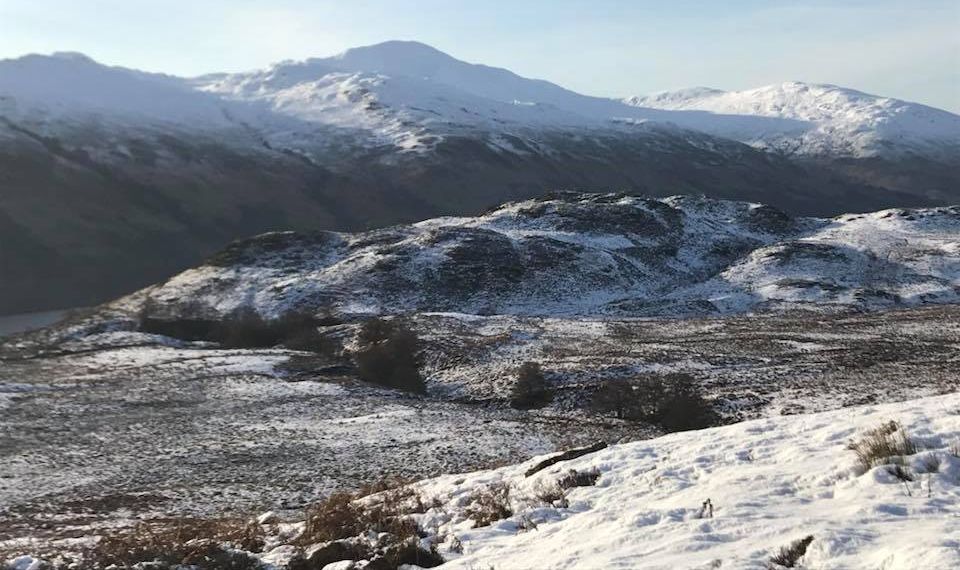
xmin=531 ymin=480 xmax=566 ymax=507
xmin=353 ymin=318 xmax=425 ymax=394
xmin=298 ymin=485 xmax=424 ymax=547
xmin=298 ymin=491 xmax=368 ymax=545
xmin=769 ymin=535 xmax=814 ymax=568
xmin=370 ymin=540 xmax=444 ymax=569
xmin=590 ymin=373 xmax=717 ymax=431
xmin=590 ymin=378 xmax=638 ymax=420
xmin=847 ymin=421 xmax=918 ymax=473
xmin=509 ymin=362 xmax=552 ymax=409
xmin=465 ymin=482 xmax=513 ymax=527
xmin=294 ymin=482 xmax=443 ymax=569
xmin=83 ymin=518 xmax=264 ymax=569
xmin=557 ymin=468 xmax=601 ymax=490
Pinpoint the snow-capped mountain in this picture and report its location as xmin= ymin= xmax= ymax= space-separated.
xmin=0 ymin=51 xmax=238 ymax=127
xmin=627 ymin=81 xmax=960 ymax=157
xmin=3 ymin=41 xmax=956 ymax=159
xmin=131 ymin=192 xmax=960 ymax=320
xmin=1 ymin=41 xmax=957 ymax=314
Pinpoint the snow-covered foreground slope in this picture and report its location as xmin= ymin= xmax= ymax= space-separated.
xmin=5 ymin=368 xmax=956 ymax=568
xmin=628 ymin=82 xmax=960 ymax=157
xmin=416 ymin=392 xmax=960 ymax=569
xmin=133 ymin=193 xmax=960 ymax=319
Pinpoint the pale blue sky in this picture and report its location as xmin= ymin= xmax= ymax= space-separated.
xmin=1 ymin=0 xmax=958 ymax=112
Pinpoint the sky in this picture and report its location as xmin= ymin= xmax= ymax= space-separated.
xmin=1 ymin=0 xmax=958 ymax=112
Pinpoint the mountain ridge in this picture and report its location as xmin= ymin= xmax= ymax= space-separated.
xmin=1 ymin=41 xmax=957 ymax=314
xmin=4 ymin=43 xmax=957 ymax=158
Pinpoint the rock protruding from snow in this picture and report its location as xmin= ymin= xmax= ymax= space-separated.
xmin=131 ymin=193 xmax=960 ymax=319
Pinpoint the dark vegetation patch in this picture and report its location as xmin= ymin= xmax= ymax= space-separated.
xmin=531 ymin=467 xmax=602 ymax=509
xmin=139 ymin=306 xmax=340 ymax=353
xmin=745 ymin=204 xmax=794 ymax=234
xmin=38 ymin=480 xmax=445 ymax=570
xmin=550 ymin=196 xmax=681 ymax=237
xmin=353 ymin=319 xmax=425 ymax=394
xmin=557 ymin=467 xmax=602 ymax=489
xmin=590 ymin=373 xmax=718 ymax=432
xmin=81 ymin=518 xmax=266 ymax=569
xmin=774 ymin=279 xmax=845 ymax=292
xmin=204 ymin=231 xmax=338 ymax=267
xmin=509 ymin=362 xmax=552 ymax=409
xmin=763 ymin=242 xmax=849 ymax=264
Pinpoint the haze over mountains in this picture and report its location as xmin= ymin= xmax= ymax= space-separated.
xmin=1 ymin=40 xmax=958 ymax=314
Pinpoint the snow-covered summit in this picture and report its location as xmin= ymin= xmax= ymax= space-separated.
xmin=628 ymin=81 xmax=960 ymax=157
xmin=203 ymin=40 xmax=597 ymax=112
xmin=0 ymin=51 xmax=235 ymax=126
xmin=2 ymin=42 xmax=956 ymax=157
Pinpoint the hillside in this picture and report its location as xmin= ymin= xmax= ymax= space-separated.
xmin=6 ymin=391 xmax=958 ymax=568
xmin=1 ymin=41 xmax=957 ymax=314
xmin=3 ymin=193 xmax=959 ymax=565
xmin=131 ymin=193 xmax=960 ymax=320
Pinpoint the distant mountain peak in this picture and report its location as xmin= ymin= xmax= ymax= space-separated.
xmin=48 ymin=51 xmax=96 ymax=63
xmin=628 ymin=80 xmax=960 ymax=157
xmin=333 ymin=40 xmax=454 ymax=63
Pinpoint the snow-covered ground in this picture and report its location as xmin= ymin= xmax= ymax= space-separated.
xmin=414 ymin=392 xmax=960 ymax=569
xmin=2 ymin=303 xmax=957 ymax=554
xmin=10 ymin=390 xmax=955 ymax=568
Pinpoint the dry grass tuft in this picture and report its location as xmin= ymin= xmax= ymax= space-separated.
xmin=465 ymin=482 xmax=513 ymax=528
xmin=531 ymin=480 xmax=567 ymax=507
xmin=292 ymin=479 xmax=443 ymax=569
xmin=84 ymin=517 xmax=264 ymax=569
xmin=769 ymin=535 xmax=814 ymax=568
xmin=847 ymin=420 xmax=918 ymax=473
